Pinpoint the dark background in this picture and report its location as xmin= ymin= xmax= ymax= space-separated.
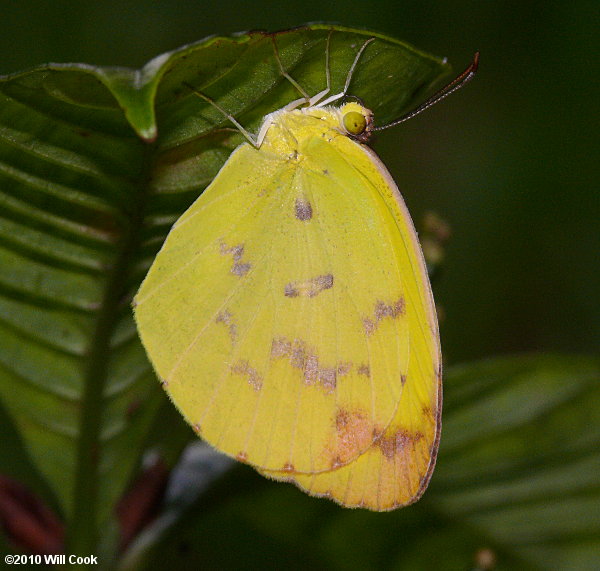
xmin=2 ymin=0 xmax=597 ymax=365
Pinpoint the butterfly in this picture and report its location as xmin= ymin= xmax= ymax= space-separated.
xmin=134 ymin=31 xmax=478 ymax=510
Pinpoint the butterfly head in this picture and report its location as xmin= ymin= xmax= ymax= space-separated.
xmin=337 ymin=102 xmax=374 ymax=143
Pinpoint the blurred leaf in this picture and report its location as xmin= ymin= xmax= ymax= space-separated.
xmin=122 ymin=355 xmax=599 ymax=571
xmin=0 ymin=25 xmax=449 ymax=558
xmin=432 ymin=354 xmax=600 ymax=570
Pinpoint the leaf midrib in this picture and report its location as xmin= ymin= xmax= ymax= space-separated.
xmin=67 ymin=140 xmax=156 ymax=555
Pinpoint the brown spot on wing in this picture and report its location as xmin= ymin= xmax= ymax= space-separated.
xmin=375 ymin=299 xmax=405 ymax=320
xmin=270 ymin=336 xmax=354 ymax=393
xmin=282 ymin=463 xmax=295 ymax=472
xmin=216 ymin=310 xmax=237 ymax=343
xmin=270 ymin=337 xmax=292 ymax=358
xmin=357 ymin=364 xmax=370 ymax=377
xmin=236 ymin=451 xmax=248 ymax=463
xmin=231 ymin=360 xmax=263 ymax=391
xmin=337 ymin=362 xmax=352 ymax=376
xmin=377 ymin=429 xmax=424 ymax=460
xmin=284 ymin=274 xmax=333 ymax=298
xmin=315 ymin=365 xmax=341 ymax=389
xmin=302 ymin=350 xmax=337 ymax=393
xmin=362 ymin=318 xmax=376 ymax=335
xmin=284 ymin=284 xmax=299 ymax=297
xmin=295 ymin=197 xmax=313 ymax=221
xmin=232 ymin=262 xmax=251 ymax=276
xmin=291 ymin=342 xmax=306 ymax=369
xmin=193 ymin=423 xmax=202 ymax=435
xmin=363 ymin=297 xmax=405 ymax=335
xmin=220 ymin=241 xmax=251 ymax=276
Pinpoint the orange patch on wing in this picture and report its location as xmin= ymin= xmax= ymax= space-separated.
xmin=321 ymin=409 xmax=376 ymax=468
xmin=318 ymin=408 xmax=428 ymax=471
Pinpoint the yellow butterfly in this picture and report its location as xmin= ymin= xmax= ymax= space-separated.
xmin=134 ymin=33 xmax=478 ymax=511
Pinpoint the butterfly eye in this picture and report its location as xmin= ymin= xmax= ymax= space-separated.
xmin=342 ymin=110 xmax=367 ymax=136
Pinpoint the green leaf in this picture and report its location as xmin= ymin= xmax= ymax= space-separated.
xmin=121 ymin=355 xmax=599 ymax=571
xmin=0 ymin=25 xmax=449 ymax=558
xmin=433 ymin=354 xmax=600 ymax=569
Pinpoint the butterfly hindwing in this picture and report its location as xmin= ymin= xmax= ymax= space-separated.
xmin=261 ymin=135 xmax=441 ymax=509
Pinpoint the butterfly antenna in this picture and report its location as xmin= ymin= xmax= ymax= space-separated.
xmin=373 ymin=51 xmax=479 ymax=131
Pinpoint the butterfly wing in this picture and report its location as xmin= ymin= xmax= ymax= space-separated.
xmin=134 ymin=126 xmax=440 ymax=508
xmin=257 ymin=137 xmax=441 ymax=509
